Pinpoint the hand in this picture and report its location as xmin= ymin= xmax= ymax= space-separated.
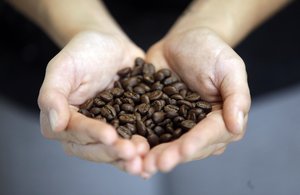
xmin=143 ymin=28 xmax=251 ymax=177
xmin=38 ymin=31 xmax=149 ymax=175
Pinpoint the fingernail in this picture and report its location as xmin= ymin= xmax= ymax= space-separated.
xmin=49 ymin=109 xmax=57 ymax=131
xmin=235 ymin=111 xmax=244 ymax=134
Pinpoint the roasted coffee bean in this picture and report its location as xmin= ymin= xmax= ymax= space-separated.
xmin=158 ymin=68 xmax=171 ymax=77
xmin=136 ymin=103 xmax=150 ymax=115
xmin=145 ymin=119 xmax=153 ymax=127
xmin=135 ymin=57 xmax=144 ymax=67
xmin=124 ymin=91 xmax=140 ymax=102
xmin=100 ymin=105 xmax=116 ymax=120
xmin=164 ymin=105 xmax=179 ymax=113
xmin=94 ymin=97 xmax=106 ymax=107
xmin=154 ymin=126 xmax=165 ymax=136
xmin=143 ymin=63 xmax=155 ymax=76
xmin=121 ymin=104 xmax=134 ymax=113
xmin=166 ymin=124 xmax=174 ymax=134
xmin=90 ymin=107 xmax=101 ymax=115
xmin=179 ymin=105 xmax=188 ymax=118
xmin=113 ymin=104 xmax=121 ymax=113
xmin=173 ymin=128 xmax=183 ymax=139
xmin=121 ymin=97 xmax=134 ymax=105
xmin=143 ymin=75 xmax=155 ymax=84
xmin=147 ymin=107 xmax=155 ymax=118
xmin=111 ymin=119 xmax=120 ymax=128
xmin=160 ymin=133 xmax=173 ymax=143
xmin=190 ymin=108 xmax=204 ymax=115
xmin=161 ymin=93 xmax=169 ymax=100
xmin=136 ymin=120 xmax=147 ymax=136
xmin=133 ymin=86 xmax=145 ymax=94
xmin=80 ymin=98 xmax=93 ymax=110
xmin=114 ymin=98 xmax=122 ymax=105
xmin=79 ymin=109 xmax=93 ymax=117
xmin=166 ymin=98 xmax=177 ymax=105
xmin=152 ymin=112 xmax=166 ymax=123
xmin=197 ymin=113 xmax=206 ymax=122
xmin=114 ymin=80 xmax=123 ymax=89
xmin=135 ymin=112 xmax=142 ymax=121
xmin=195 ymin=101 xmax=212 ymax=113
xmin=148 ymin=90 xmax=163 ymax=101
xmin=177 ymin=100 xmax=193 ymax=108
xmin=173 ymin=116 xmax=185 ymax=124
xmin=166 ymin=111 xmax=178 ymax=118
xmin=152 ymin=100 xmax=165 ymax=111
xmin=158 ymin=118 xmax=172 ymax=127
xmin=187 ymin=112 xmax=197 ymax=121
xmin=163 ymin=86 xmax=179 ymax=96
xmin=171 ymin=94 xmax=184 ymax=100
xmin=140 ymin=94 xmax=150 ymax=104
xmin=138 ymin=83 xmax=151 ymax=92
xmin=119 ymin=114 xmax=136 ymax=123
xmin=151 ymin=81 xmax=164 ymax=91
xmin=95 ymin=115 xmax=106 ymax=123
xmin=98 ymin=91 xmax=113 ymax=102
xmin=185 ymin=93 xmax=201 ymax=102
xmin=117 ymin=67 xmax=131 ymax=77
xmin=181 ymin=120 xmax=196 ymax=130
xmin=179 ymin=89 xmax=187 ymax=98
xmin=147 ymin=134 xmax=160 ymax=148
xmin=119 ymin=110 xmax=126 ymax=115
xmin=171 ymin=82 xmax=187 ymax=91
xmin=117 ymin=126 xmax=132 ymax=139
xmin=154 ymin=71 xmax=165 ymax=81
xmin=146 ymin=127 xmax=155 ymax=135
xmin=131 ymin=65 xmax=143 ymax=76
xmin=126 ymin=123 xmax=137 ymax=134
xmin=111 ymin=88 xmax=124 ymax=97
xmin=163 ymin=76 xmax=178 ymax=85
xmin=148 ymin=123 xmax=155 ymax=129
xmin=122 ymin=77 xmax=140 ymax=88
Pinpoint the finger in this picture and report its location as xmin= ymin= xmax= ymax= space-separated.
xmin=113 ymin=138 xmax=137 ymax=160
xmin=123 ymin=156 xmax=143 ymax=175
xmin=131 ymin=135 xmax=150 ymax=156
xmin=62 ymin=142 xmax=119 ymax=163
xmin=218 ymin=54 xmax=251 ymax=135
xmin=145 ymin=43 xmax=169 ymax=70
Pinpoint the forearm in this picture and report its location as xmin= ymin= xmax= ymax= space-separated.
xmin=168 ymin=0 xmax=293 ymax=47
xmin=6 ymin=0 xmax=127 ymax=47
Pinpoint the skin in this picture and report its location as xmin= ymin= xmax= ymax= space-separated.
xmin=6 ymin=0 xmax=293 ymax=177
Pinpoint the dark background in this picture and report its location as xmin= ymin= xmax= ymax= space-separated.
xmin=0 ymin=0 xmax=299 ymax=113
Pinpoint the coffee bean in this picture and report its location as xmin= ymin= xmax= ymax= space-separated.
xmin=145 ymin=119 xmax=153 ymax=127
xmin=173 ymin=128 xmax=183 ymax=139
xmin=148 ymin=90 xmax=163 ymax=101
xmin=147 ymin=107 xmax=155 ymax=118
xmin=166 ymin=111 xmax=178 ymax=118
xmin=154 ymin=71 xmax=165 ymax=81
xmin=166 ymin=98 xmax=177 ymax=105
xmin=114 ymin=98 xmax=122 ymax=105
xmin=126 ymin=123 xmax=137 ymax=134
xmin=164 ymin=105 xmax=179 ymax=113
xmin=121 ymin=97 xmax=134 ymax=105
xmin=133 ymin=86 xmax=145 ymax=94
xmin=163 ymin=86 xmax=179 ymax=96
xmin=158 ymin=118 xmax=172 ymax=127
xmin=114 ymin=80 xmax=123 ymax=89
xmin=197 ymin=113 xmax=206 ymax=122
xmin=185 ymin=93 xmax=201 ymax=102
xmin=151 ymin=81 xmax=164 ymax=91
xmin=171 ymin=82 xmax=187 ymax=91
xmin=95 ymin=115 xmax=106 ymax=123
xmin=166 ymin=124 xmax=175 ymax=134
xmin=117 ymin=126 xmax=132 ymax=139
xmin=79 ymin=109 xmax=93 ymax=117
xmin=152 ymin=112 xmax=166 ymax=123
xmin=94 ymin=97 xmax=106 ymax=107
xmin=136 ymin=120 xmax=147 ymax=136
xmin=171 ymin=94 xmax=184 ymax=100
xmin=113 ymin=104 xmax=121 ymax=113
xmin=140 ymin=94 xmax=150 ymax=104
xmin=152 ymin=100 xmax=165 ymax=111
xmin=143 ymin=75 xmax=155 ymax=84
xmin=111 ymin=119 xmax=120 ymax=128
xmin=138 ymin=83 xmax=151 ymax=92
xmin=131 ymin=65 xmax=143 ymax=76
xmin=122 ymin=77 xmax=140 ymax=88
xmin=124 ymin=91 xmax=140 ymax=102
xmin=143 ymin=63 xmax=156 ymax=76
xmin=158 ymin=68 xmax=171 ymax=77
xmin=90 ymin=107 xmax=101 ymax=115
xmin=179 ymin=105 xmax=188 ymax=118
xmin=100 ymin=105 xmax=116 ymax=120
xmin=196 ymin=101 xmax=212 ymax=113
xmin=111 ymin=88 xmax=124 ymax=97
xmin=119 ymin=114 xmax=136 ymax=123
xmin=80 ymin=98 xmax=94 ymax=110
xmin=177 ymin=100 xmax=193 ymax=108
xmin=181 ymin=120 xmax=196 ymax=130
xmin=121 ymin=104 xmax=134 ymax=113
xmin=98 ymin=91 xmax=113 ymax=102
xmin=135 ymin=112 xmax=142 ymax=121
xmin=136 ymin=103 xmax=150 ymax=115
xmin=173 ymin=116 xmax=185 ymax=124
xmin=154 ymin=126 xmax=165 ymax=136
xmin=135 ymin=57 xmax=145 ymax=67
xmin=163 ymin=76 xmax=178 ymax=85
xmin=117 ymin=67 xmax=131 ymax=77
xmin=179 ymin=89 xmax=187 ymax=98
xmin=147 ymin=134 xmax=160 ymax=148
xmin=159 ymin=133 xmax=172 ymax=143
xmin=187 ymin=112 xmax=197 ymax=121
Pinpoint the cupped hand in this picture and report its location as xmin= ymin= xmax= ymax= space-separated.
xmin=143 ymin=28 xmax=251 ymax=177
xmin=38 ymin=31 xmax=149 ymax=174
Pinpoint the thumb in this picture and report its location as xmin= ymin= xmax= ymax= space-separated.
xmin=38 ymin=64 xmax=72 ymax=132
xmin=220 ymin=59 xmax=251 ymax=135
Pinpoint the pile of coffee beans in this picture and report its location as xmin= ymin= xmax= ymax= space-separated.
xmin=78 ymin=58 xmax=212 ymax=148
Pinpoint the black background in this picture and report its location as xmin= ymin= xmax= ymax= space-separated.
xmin=0 ymin=0 xmax=299 ymax=113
